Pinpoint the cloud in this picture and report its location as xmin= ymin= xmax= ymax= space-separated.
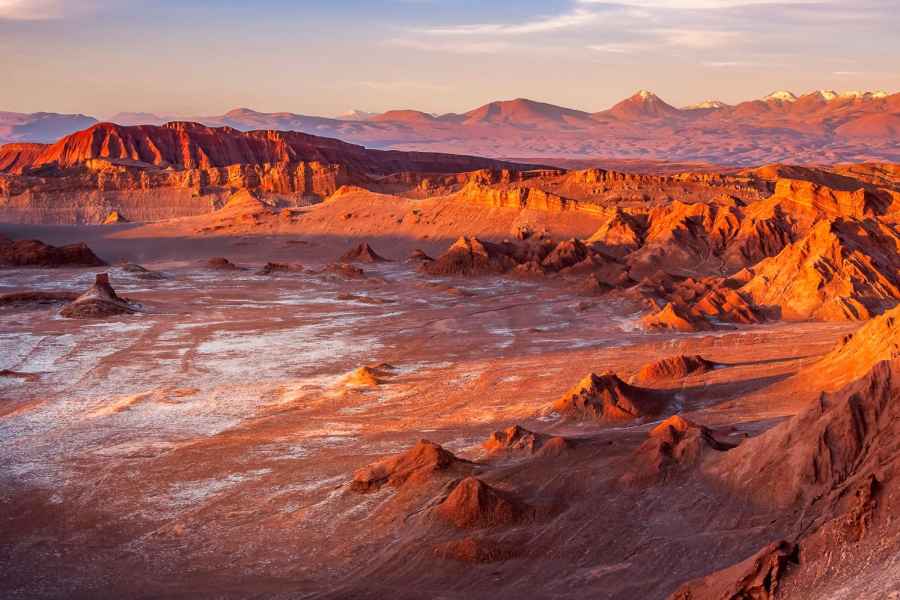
xmin=358 ymin=80 xmax=451 ymax=92
xmin=657 ymin=28 xmax=739 ymax=48
xmin=0 ymin=0 xmax=63 ymax=19
xmin=414 ymin=8 xmax=598 ymax=36
xmin=384 ymin=37 xmax=510 ymax=55
xmin=578 ymin=0 xmax=823 ymax=8
xmin=588 ymin=42 xmax=650 ymax=54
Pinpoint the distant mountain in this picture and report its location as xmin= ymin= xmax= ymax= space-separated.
xmin=461 ymin=98 xmax=594 ymax=127
xmin=0 ymin=111 xmax=97 ymax=144
xmin=106 ymin=112 xmax=172 ymax=126
xmin=5 ymin=88 xmax=898 ymax=166
xmin=684 ymin=100 xmax=729 ymax=111
xmin=337 ymin=109 xmax=375 ymax=121
xmin=603 ymin=90 xmax=683 ymax=120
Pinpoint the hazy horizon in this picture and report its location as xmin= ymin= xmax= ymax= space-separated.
xmin=1 ymin=0 xmax=898 ymax=118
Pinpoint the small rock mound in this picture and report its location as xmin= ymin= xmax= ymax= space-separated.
xmin=60 ymin=274 xmax=136 ymax=318
xmin=344 ymin=366 xmax=387 ymax=387
xmin=322 ymin=262 xmax=366 ymax=279
xmin=552 ymin=372 xmax=669 ymax=422
xmin=483 ymin=425 xmax=569 ymax=457
xmin=256 ymin=262 xmax=301 ymax=275
xmin=669 ymin=541 xmax=798 ymax=600
xmin=351 ymin=440 xmax=473 ymax=493
xmin=634 ymin=355 xmax=719 ymax=385
xmin=407 ymin=249 xmax=434 ymax=263
xmin=541 ymin=238 xmax=588 ymax=271
xmin=629 ymin=416 xmax=738 ymax=482
xmin=102 ymin=210 xmax=128 ymax=224
xmin=0 ymin=290 xmax=78 ymax=308
xmin=433 ymin=477 xmax=527 ymax=529
xmin=433 ymin=536 xmax=521 ymax=563
xmin=423 ymin=236 xmax=516 ymax=276
xmin=341 ymin=242 xmax=388 ymax=263
xmin=641 ymin=302 xmax=711 ymax=332
xmin=121 ymin=263 xmax=165 ymax=280
xmin=206 ymin=257 xmax=240 ymax=270
xmin=0 ymin=238 xmax=106 ymax=268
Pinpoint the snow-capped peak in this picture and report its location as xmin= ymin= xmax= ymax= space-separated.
xmin=684 ymin=100 xmax=727 ymax=110
xmin=764 ymin=90 xmax=798 ymax=102
xmin=815 ymin=90 xmax=839 ymax=101
xmin=635 ymin=89 xmax=655 ymax=100
xmin=337 ymin=109 xmax=374 ymax=121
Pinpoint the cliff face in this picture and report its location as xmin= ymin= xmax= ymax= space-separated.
xmin=0 ymin=122 xmax=537 ymax=224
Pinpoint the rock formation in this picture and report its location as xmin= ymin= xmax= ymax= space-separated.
xmin=629 ymin=416 xmax=738 ymax=483
xmin=351 ymin=440 xmax=474 ymax=493
xmin=340 ymin=242 xmax=388 ymax=263
xmin=423 ymin=237 xmax=517 ymax=277
xmin=205 ymin=257 xmax=240 ymax=271
xmin=552 ymin=372 xmax=669 ymax=422
xmin=432 ymin=477 xmax=528 ymax=529
xmin=641 ymin=302 xmax=712 ymax=332
xmin=804 ymin=303 xmax=900 ymax=389
xmin=483 ymin=425 xmax=569 ymax=457
xmin=738 ymin=218 xmax=900 ymax=320
xmin=669 ymin=541 xmax=798 ymax=600
xmin=102 ymin=210 xmax=127 ymax=224
xmin=634 ymin=355 xmax=719 ymax=385
xmin=0 ymin=237 xmax=106 ymax=268
xmin=60 ymin=273 xmax=136 ymax=318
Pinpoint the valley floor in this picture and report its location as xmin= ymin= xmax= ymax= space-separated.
xmin=0 ymin=235 xmax=865 ymax=599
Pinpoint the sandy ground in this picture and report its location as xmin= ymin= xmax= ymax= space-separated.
xmin=0 ymin=232 xmax=861 ymax=599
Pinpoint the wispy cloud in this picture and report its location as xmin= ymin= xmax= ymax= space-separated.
xmin=384 ymin=37 xmax=510 ymax=54
xmin=657 ymin=28 xmax=739 ymax=48
xmin=588 ymin=42 xmax=650 ymax=54
xmin=413 ymin=7 xmax=598 ymax=36
xmin=578 ymin=0 xmax=823 ymax=8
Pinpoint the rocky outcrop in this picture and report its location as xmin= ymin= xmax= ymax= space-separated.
xmin=340 ymin=242 xmax=388 ymax=263
xmin=0 ymin=237 xmax=106 ymax=268
xmin=0 ymin=121 xmax=535 ymax=224
xmin=60 ymin=274 xmax=136 ymax=318
xmin=351 ymin=440 xmax=474 ymax=493
xmin=552 ymin=372 xmax=670 ymax=422
xmin=483 ymin=425 xmax=569 ymax=457
xmin=0 ymin=290 xmax=78 ymax=308
xmin=739 ymin=218 xmax=900 ymax=320
xmin=423 ymin=237 xmax=517 ymax=276
xmin=634 ymin=355 xmax=719 ymax=385
xmin=629 ymin=416 xmax=738 ymax=483
xmin=205 ymin=257 xmax=240 ymax=271
xmin=641 ymin=302 xmax=712 ymax=332
xmin=432 ymin=477 xmax=528 ymax=529
xmin=806 ymin=304 xmax=900 ymax=389
xmin=102 ymin=210 xmax=127 ymax=224
xmin=669 ymin=541 xmax=798 ymax=600
xmin=711 ymin=358 xmax=900 ymax=511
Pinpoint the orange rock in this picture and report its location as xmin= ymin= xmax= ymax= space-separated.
xmin=60 ymin=273 xmax=136 ymax=318
xmin=553 ymin=372 xmax=669 ymax=422
xmin=351 ymin=440 xmax=473 ymax=493
xmin=432 ymin=477 xmax=527 ymax=529
xmin=0 ymin=238 xmax=106 ymax=268
xmin=641 ymin=302 xmax=711 ymax=332
xmin=483 ymin=425 xmax=569 ymax=457
xmin=634 ymin=355 xmax=719 ymax=384
xmin=669 ymin=541 xmax=798 ymax=600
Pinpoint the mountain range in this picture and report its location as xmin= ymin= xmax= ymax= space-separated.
xmin=2 ymin=89 xmax=898 ymax=166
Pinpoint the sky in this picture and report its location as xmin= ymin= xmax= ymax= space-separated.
xmin=1 ymin=0 xmax=898 ymax=118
